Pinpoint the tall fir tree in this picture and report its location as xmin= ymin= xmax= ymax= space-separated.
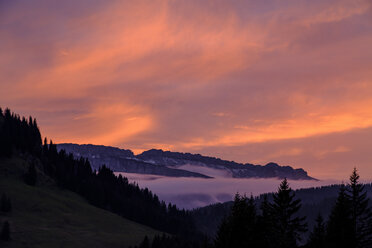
xmin=257 ymin=195 xmax=275 ymax=248
xmin=326 ymin=184 xmax=353 ymax=248
xmin=245 ymin=195 xmax=259 ymax=247
xmin=270 ymin=178 xmax=307 ymax=248
xmin=347 ymin=168 xmax=372 ymax=248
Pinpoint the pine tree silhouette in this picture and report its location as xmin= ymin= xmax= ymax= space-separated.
xmin=347 ymin=168 xmax=372 ymax=247
xmin=326 ymin=184 xmax=353 ymax=248
xmin=270 ymin=178 xmax=307 ymax=248
xmin=257 ymin=195 xmax=275 ymax=248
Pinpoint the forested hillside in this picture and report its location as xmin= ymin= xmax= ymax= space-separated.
xmin=0 ymin=157 xmax=161 ymax=248
xmin=0 ymin=108 xmax=198 ymax=243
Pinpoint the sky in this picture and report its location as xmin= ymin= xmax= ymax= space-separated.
xmin=1 ymin=0 xmax=372 ymax=179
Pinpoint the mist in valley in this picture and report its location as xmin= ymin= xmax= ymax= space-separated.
xmin=116 ymin=171 xmax=339 ymax=209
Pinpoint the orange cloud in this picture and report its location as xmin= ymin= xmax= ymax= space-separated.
xmin=174 ymin=95 xmax=372 ymax=149
xmin=47 ymin=102 xmax=153 ymax=146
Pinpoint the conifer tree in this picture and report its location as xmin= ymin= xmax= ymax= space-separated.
xmin=246 ymin=195 xmax=259 ymax=247
xmin=347 ymin=168 xmax=372 ymax=247
xmin=257 ymin=195 xmax=275 ymax=248
xmin=42 ymin=137 xmax=48 ymax=155
xmin=307 ymin=214 xmax=326 ymax=248
xmin=270 ymin=179 xmax=307 ymax=248
xmin=0 ymin=221 xmax=10 ymax=241
xmin=214 ymin=193 xmax=258 ymax=248
xmin=326 ymin=184 xmax=353 ymax=248
xmin=0 ymin=109 xmax=12 ymax=157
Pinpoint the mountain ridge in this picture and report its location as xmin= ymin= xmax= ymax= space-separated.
xmin=57 ymin=143 xmax=315 ymax=180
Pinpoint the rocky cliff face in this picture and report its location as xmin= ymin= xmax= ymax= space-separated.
xmin=57 ymin=144 xmax=315 ymax=180
xmin=57 ymin=144 xmax=210 ymax=178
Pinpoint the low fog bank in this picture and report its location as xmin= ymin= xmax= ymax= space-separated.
xmin=174 ymin=164 xmax=233 ymax=178
xmin=115 ymin=172 xmax=339 ymax=209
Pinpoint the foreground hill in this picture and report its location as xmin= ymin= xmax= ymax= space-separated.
xmin=58 ymin=143 xmax=314 ymax=180
xmin=0 ymin=156 xmax=161 ymax=248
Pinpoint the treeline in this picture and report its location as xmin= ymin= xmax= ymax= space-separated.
xmin=213 ymin=178 xmax=306 ymax=248
xmin=212 ymin=169 xmax=372 ymax=248
xmin=191 ymin=183 xmax=372 ymax=239
xmin=0 ymin=108 xmax=42 ymax=157
xmin=0 ymin=108 xmax=195 ymax=237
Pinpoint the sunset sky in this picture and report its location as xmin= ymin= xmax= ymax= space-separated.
xmin=1 ymin=0 xmax=372 ymax=179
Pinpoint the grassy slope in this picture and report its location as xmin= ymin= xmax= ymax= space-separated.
xmin=0 ymin=157 xmax=161 ymax=248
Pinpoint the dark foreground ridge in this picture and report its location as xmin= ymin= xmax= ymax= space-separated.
xmin=58 ymin=143 xmax=315 ymax=180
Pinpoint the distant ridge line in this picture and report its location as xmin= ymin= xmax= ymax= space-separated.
xmin=57 ymin=143 xmax=316 ymax=180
